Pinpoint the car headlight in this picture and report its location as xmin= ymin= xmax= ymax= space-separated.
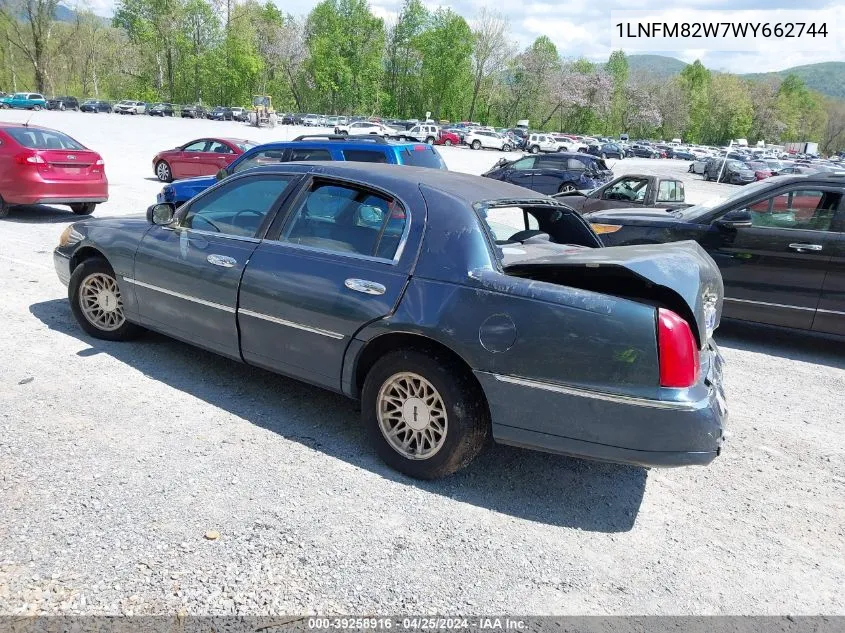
xmin=590 ymin=223 xmax=623 ymax=234
xmin=59 ymin=226 xmax=84 ymax=247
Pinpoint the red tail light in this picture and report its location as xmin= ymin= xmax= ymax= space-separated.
xmin=657 ymin=308 xmax=700 ymax=388
xmin=14 ymin=151 xmax=46 ymax=165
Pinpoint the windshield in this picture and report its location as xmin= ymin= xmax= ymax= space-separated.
xmin=726 ymin=160 xmax=745 ymax=170
xmin=4 ymin=127 xmax=85 ymax=150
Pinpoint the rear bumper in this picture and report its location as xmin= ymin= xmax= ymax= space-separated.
xmin=5 ymin=178 xmax=108 ymax=205
xmin=475 ymin=348 xmax=727 ymax=468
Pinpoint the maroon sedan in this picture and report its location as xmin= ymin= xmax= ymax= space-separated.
xmin=0 ymin=123 xmax=107 ymax=218
xmin=152 ymin=137 xmax=257 ymax=182
xmin=746 ymin=161 xmax=774 ymax=180
xmin=435 ymin=130 xmax=461 ymax=146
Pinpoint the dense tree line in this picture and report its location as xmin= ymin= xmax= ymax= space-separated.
xmin=1 ymin=0 xmax=843 ymax=152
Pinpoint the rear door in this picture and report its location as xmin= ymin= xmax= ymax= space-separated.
xmin=237 ymin=176 xmax=415 ymax=389
xmin=532 ymin=155 xmax=572 ymax=194
xmin=812 ymin=204 xmax=845 ymax=335
xmin=131 ymin=173 xmax=299 ymax=358
xmin=709 ymin=186 xmax=841 ymax=329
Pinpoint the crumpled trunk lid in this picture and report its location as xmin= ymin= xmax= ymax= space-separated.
xmin=502 ymin=240 xmax=724 ymax=346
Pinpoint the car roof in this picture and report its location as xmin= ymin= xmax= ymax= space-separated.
xmin=243 ymin=138 xmax=436 ymax=152
xmin=242 ymin=161 xmax=558 ymax=203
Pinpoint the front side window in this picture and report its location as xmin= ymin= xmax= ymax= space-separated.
xmin=747 ymin=189 xmax=840 ymax=231
xmin=181 ymin=175 xmax=292 ymax=237
xmin=183 ymin=141 xmax=209 ymax=152
xmin=283 ymin=180 xmax=406 ymax=259
xmin=511 ymin=157 xmax=536 ymax=171
xmin=288 ymin=148 xmax=332 ymax=161
xmin=232 ymin=149 xmax=287 ymax=173
xmin=602 ymin=177 xmax=648 ymax=201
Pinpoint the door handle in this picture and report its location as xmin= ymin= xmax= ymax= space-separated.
xmin=207 ymin=254 xmax=237 ymax=267
xmin=788 ymin=243 xmax=823 ymax=252
xmin=345 ymin=278 xmax=386 ymax=295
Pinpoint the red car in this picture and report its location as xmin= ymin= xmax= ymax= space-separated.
xmin=0 ymin=123 xmax=107 ymax=218
xmin=746 ymin=161 xmax=774 ymax=180
xmin=435 ymin=130 xmax=461 ymax=146
xmin=152 ymin=137 xmax=257 ymax=182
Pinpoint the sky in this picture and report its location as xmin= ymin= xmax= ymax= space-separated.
xmin=81 ymin=0 xmax=843 ymax=73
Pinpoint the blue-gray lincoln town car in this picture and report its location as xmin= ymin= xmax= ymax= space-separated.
xmin=54 ymin=162 xmax=728 ymax=479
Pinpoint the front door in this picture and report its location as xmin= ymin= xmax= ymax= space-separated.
xmin=503 ymin=156 xmax=538 ymax=192
xmin=238 ymin=177 xmax=413 ymax=390
xmin=131 ymin=173 xmax=298 ymax=359
xmin=706 ymin=186 xmax=842 ymax=329
xmin=175 ymin=140 xmax=211 ymax=178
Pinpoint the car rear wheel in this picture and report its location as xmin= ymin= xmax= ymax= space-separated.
xmin=69 ymin=258 xmax=144 ymax=341
xmin=502 ymin=143 xmax=512 ymax=152
xmin=443 ymin=139 xmax=452 ymax=146
xmin=558 ymin=183 xmax=577 ymax=193
xmin=425 ymin=136 xmax=435 ymax=145
xmin=471 ymin=140 xmax=481 ymax=150
xmin=362 ymin=349 xmax=489 ymax=479
xmin=155 ymin=161 xmax=172 ymax=183
xmin=601 ymin=152 xmax=607 ymax=159
xmin=60 ymin=103 xmax=66 ymax=111
xmin=530 ymin=145 xmax=539 ymax=154
xmin=70 ymin=203 xmax=96 ymax=215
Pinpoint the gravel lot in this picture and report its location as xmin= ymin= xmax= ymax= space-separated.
xmin=0 ymin=111 xmax=843 ymax=616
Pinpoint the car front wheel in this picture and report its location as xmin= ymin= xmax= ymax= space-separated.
xmin=502 ymin=143 xmax=512 ymax=152
xmin=0 ymin=195 xmax=9 ymax=219
xmin=558 ymin=183 xmax=577 ymax=193
xmin=155 ymin=161 xmax=172 ymax=182
xmin=362 ymin=349 xmax=490 ymax=479
xmin=69 ymin=258 xmax=144 ymax=341
xmin=70 ymin=203 xmax=96 ymax=215
xmin=530 ymin=145 xmax=539 ymax=154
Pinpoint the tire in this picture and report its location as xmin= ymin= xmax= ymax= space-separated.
xmin=70 ymin=203 xmax=96 ymax=215
xmin=68 ymin=258 xmax=144 ymax=342
xmin=688 ymin=165 xmax=693 ymax=172
xmin=155 ymin=161 xmax=172 ymax=183
xmin=0 ymin=195 xmax=9 ymax=219
xmin=361 ymin=349 xmax=490 ymax=479
xmin=425 ymin=136 xmax=435 ymax=145
xmin=60 ymin=103 xmax=66 ymax=111
xmin=558 ymin=183 xmax=576 ymax=193
xmin=530 ymin=145 xmax=539 ymax=154
xmin=601 ymin=152 xmax=607 ymax=159
xmin=443 ymin=139 xmax=452 ymax=146
xmin=471 ymin=140 xmax=481 ymax=150
xmin=33 ymin=105 xmax=41 ymax=111
xmin=502 ymin=143 xmax=512 ymax=152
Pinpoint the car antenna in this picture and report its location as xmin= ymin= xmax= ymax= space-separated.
xmin=23 ymin=111 xmax=36 ymax=127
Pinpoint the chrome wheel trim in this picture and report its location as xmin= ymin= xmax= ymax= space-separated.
xmin=560 ymin=184 xmax=575 ymax=193
xmin=79 ymin=272 xmax=125 ymax=332
xmin=377 ymin=372 xmax=448 ymax=461
xmin=157 ymin=162 xmax=170 ymax=181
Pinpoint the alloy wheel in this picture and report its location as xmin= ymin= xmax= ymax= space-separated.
xmin=78 ymin=273 xmax=126 ymax=332
xmin=377 ymin=372 xmax=448 ymax=460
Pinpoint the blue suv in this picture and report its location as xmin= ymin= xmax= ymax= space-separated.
xmin=158 ymin=134 xmax=447 ymax=205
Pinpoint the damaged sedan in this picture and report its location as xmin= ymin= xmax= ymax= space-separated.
xmin=54 ymin=163 xmax=728 ymax=479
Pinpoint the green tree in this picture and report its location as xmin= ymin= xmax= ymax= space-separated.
xmin=605 ymin=49 xmax=628 ymax=134
xmin=415 ymin=8 xmax=472 ymax=120
xmin=306 ymin=0 xmax=384 ymax=113
xmin=384 ymin=0 xmax=428 ymax=117
xmin=678 ymin=60 xmax=711 ymax=143
xmin=702 ymin=74 xmax=753 ymax=144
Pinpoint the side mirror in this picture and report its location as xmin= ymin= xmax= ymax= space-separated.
xmin=716 ymin=209 xmax=752 ymax=229
xmin=147 ymin=203 xmax=175 ymax=225
xmin=216 ymin=168 xmax=228 ymax=181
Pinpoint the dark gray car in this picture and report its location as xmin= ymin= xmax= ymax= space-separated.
xmin=54 ymin=163 xmax=728 ymax=479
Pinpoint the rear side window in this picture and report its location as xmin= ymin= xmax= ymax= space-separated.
xmin=342 ymin=149 xmax=389 ymax=163
xmin=283 ymin=180 xmax=407 ymax=259
xmin=4 ymin=127 xmax=84 ymax=150
xmin=399 ymin=146 xmax=446 ymax=169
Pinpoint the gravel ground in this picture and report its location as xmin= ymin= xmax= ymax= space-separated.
xmin=0 ymin=111 xmax=843 ymax=616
